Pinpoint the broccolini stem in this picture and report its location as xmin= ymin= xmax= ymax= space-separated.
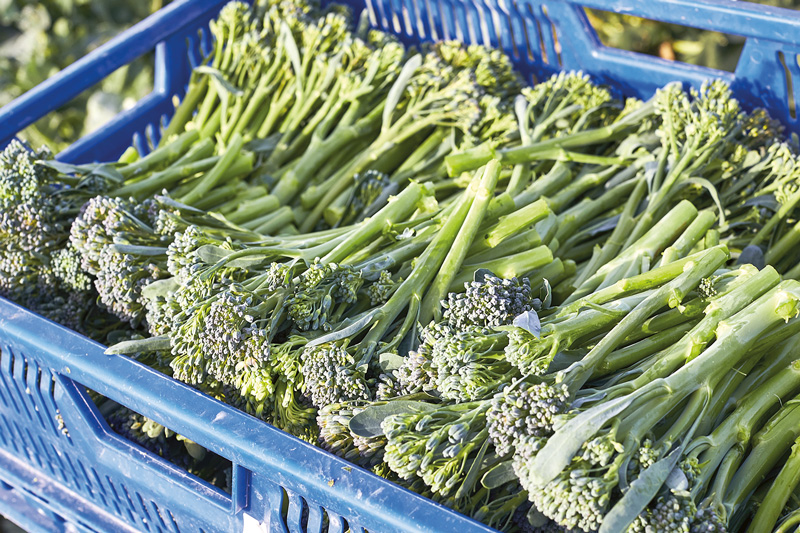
xmin=766 ymin=219 xmax=800 ymax=267
xmin=560 ymin=245 xmax=729 ymax=395
xmin=751 ymin=190 xmax=800 ymax=248
xmin=420 ymin=161 xmax=501 ymax=324
xmin=119 ymin=130 xmax=199 ymax=180
xmin=123 ymin=140 xmax=211 ymax=197
xmin=225 ymin=195 xmax=281 ymax=224
xmin=451 ymin=245 xmax=553 ymax=288
xmin=160 ymin=74 xmax=208 ymax=145
xmin=272 ymin=103 xmax=385 ymax=205
xmin=747 ymin=434 xmax=800 ymax=532
xmin=716 ymin=330 xmax=800 ymax=422
xmin=575 ymin=177 xmax=648 ymax=287
xmin=557 ymin=244 xmax=727 ymax=318
xmin=616 ymin=266 xmax=780 ymax=394
xmin=179 ymin=133 xmax=245 ymax=205
xmin=594 ymin=319 xmax=699 ymax=377
xmin=527 ymin=257 xmax=576 ymax=290
xmin=723 ymin=396 xmax=800 ymax=513
xmin=444 ymin=98 xmax=657 ymax=175
xmin=564 ymin=199 xmax=699 ymax=303
xmin=354 ymin=185 xmax=476 ymax=365
xmin=301 ymin=115 xmax=445 ymax=230
xmin=390 ymin=127 xmax=451 ymax=184
xmin=321 ymin=182 xmax=431 ymax=264
xmin=244 ymin=206 xmax=295 ymax=235
xmin=468 ymin=198 xmax=550 ymax=255
xmin=199 ymin=107 xmax=222 ymax=139
xmin=548 ymin=165 xmax=620 ymax=213
xmin=531 ymin=280 xmax=800 ymax=490
xmin=657 ymin=209 xmax=717 ymax=266
xmin=554 ymin=179 xmax=637 ymax=247
xmin=465 ymin=226 xmax=541 ymax=264
xmin=511 ymin=161 xmax=571 ymax=209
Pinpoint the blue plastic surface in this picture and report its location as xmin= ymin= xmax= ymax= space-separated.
xmin=1 ymin=0 xmax=800 ymax=531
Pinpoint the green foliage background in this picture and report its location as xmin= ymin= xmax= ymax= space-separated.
xmin=0 ymin=0 xmax=168 ymax=152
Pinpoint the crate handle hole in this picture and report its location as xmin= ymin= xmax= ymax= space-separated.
xmin=582 ymin=8 xmax=744 ymax=73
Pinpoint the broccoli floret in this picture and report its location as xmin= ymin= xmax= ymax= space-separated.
xmin=528 ymin=432 xmax=625 ymax=532
xmin=429 ymin=325 xmax=515 ymax=401
xmin=443 ymin=272 xmax=535 ymax=330
xmin=286 ymin=260 xmax=364 ymax=331
xmin=300 ymin=342 xmax=370 ymax=408
xmin=342 ymin=170 xmax=395 ymax=226
xmin=628 ymin=490 xmax=696 ymax=533
xmin=317 ymin=400 xmax=386 ymax=467
xmin=487 ymin=382 xmax=570 ymax=457
xmin=382 ymin=402 xmax=490 ymax=497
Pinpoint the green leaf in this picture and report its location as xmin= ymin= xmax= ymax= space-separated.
xmin=195 ymin=65 xmax=243 ymax=97
xmin=307 ymin=309 xmax=379 ymax=347
xmin=456 ymin=439 xmax=490 ymax=499
xmin=529 ymin=394 xmax=636 ymax=487
xmin=481 ymin=461 xmax=516 ymax=489
xmin=280 ymin=22 xmax=304 ymax=88
xmin=108 ymin=244 xmax=168 ymax=256
xmin=141 ymin=277 xmax=179 ymax=300
xmin=181 ymin=439 xmax=208 ymax=461
xmin=683 ymin=177 xmax=725 ymax=228
xmin=540 ymin=279 xmax=552 ymax=309
xmin=85 ymin=163 xmax=125 ymax=183
xmin=743 ymin=150 xmax=763 ymax=169
xmin=382 ymin=54 xmax=421 ymax=133
xmin=737 ymin=245 xmax=766 ymax=270
xmin=39 ymin=160 xmax=124 ymax=183
xmin=349 ymin=400 xmax=437 ymax=438
xmin=527 ymin=506 xmax=549 ymax=528
xmin=514 ymin=94 xmax=530 ymax=143
xmin=378 ymin=352 xmax=406 ymax=373
xmin=599 ymin=448 xmax=682 ymax=533
xmin=105 ymin=335 xmax=171 ymax=355
xmin=195 ymin=245 xmax=269 ymax=269
xmin=474 ymin=268 xmax=495 ymax=283
xmin=513 ymin=310 xmax=541 ymax=338
xmin=154 ymin=195 xmax=206 ymax=214
xmin=244 ymin=133 xmax=282 ymax=155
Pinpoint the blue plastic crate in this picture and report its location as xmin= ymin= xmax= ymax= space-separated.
xmin=0 ymin=0 xmax=800 ymax=531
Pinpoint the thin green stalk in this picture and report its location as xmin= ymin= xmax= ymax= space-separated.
xmin=467 ymin=199 xmax=551 ymax=255
xmin=554 ymin=180 xmax=637 ymax=247
xmin=444 ymin=99 xmax=656 ymax=175
xmin=527 ymin=258 xmax=576 ymax=291
xmin=561 ymin=245 xmax=730 ymax=394
xmin=255 ymin=206 xmax=296 ymax=235
xmin=658 ymin=210 xmax=717 ymax=266
xmin=565 ymin=200 xmax=699 ymax=304
xmin=119 ymin=130 xmax=199 ymax=179
xmin=452 ymin=246 xmax=554 ymax=288
xmin=724 ymin=398 xmax=800 ymax=514
xmin=180 ymin=133 xmax=245 ymax=206
xmin=160 ymin=75 xmax=208 ymax=145
xmin=420 ymin=161 xmax=500 ymax=324
xmin=766 ymin=219 xmax=800 ymax=266
xmin=576 ymin=177 xmax=648 ymax=287
xmin=112 ymin=138 xmax=216 ymax=199
xmin=465 ymin=227 xmax=541 ymax=264
xmin=748 ymin=435 xmax=800 ymax=532
xmin=225 ymin=195 xmax=281 ymax=224
xmin=751 ymin=188 xmax=800 ymax=247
